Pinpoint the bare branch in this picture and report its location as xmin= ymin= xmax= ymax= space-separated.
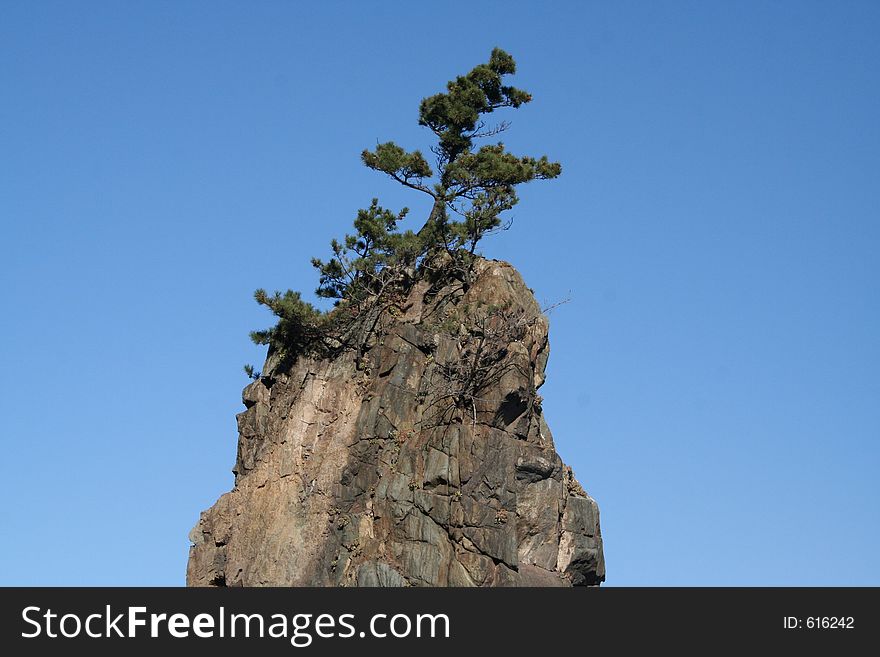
xmin=471 ymin=120 xmax=511 ymax=140
xmin=389 ymin=171 xmax=436 ymax=198
xmin=541 ymin=294 xmax=572 ymax=315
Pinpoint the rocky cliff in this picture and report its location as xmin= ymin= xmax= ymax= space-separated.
xmin=187 ymin=258 xmax=604 ymax=586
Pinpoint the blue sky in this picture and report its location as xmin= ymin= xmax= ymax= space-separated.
xmin=1 ymin=1 xmax=878 ymax=586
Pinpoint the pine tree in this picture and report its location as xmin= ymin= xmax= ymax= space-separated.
xmin=250 ymin=49 xmax=560 ymax=364
xmin=311 ymin=199 xmax=419 ymax=303
xmin=249 ymin=289 xmax=323 ymax=351
xmin=362 ymin=47 xmax=561 ymax=275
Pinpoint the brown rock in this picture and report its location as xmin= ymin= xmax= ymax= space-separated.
xmin=187 ymin=259 xmax=604 ymax=586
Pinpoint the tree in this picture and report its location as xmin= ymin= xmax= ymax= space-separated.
xmin=250 ymin=49 xmax=560 ymax=366
xmin=249 ymin=289 xmax=323 ymax=350
xmin=311 ymin=199 xmax=419 ymax=304
xmin=362 ymin=47 xmax=561 ymax=277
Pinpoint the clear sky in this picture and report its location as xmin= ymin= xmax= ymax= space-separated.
xmin=2 ymin=1 xmax=878 ymax=586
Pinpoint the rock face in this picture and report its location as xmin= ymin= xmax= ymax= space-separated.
xmin=187 ymin=259 xmax=604 ymax=586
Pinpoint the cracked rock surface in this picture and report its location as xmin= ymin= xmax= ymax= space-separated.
xmin=187 ymin=259 xmax=604 ymax=586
